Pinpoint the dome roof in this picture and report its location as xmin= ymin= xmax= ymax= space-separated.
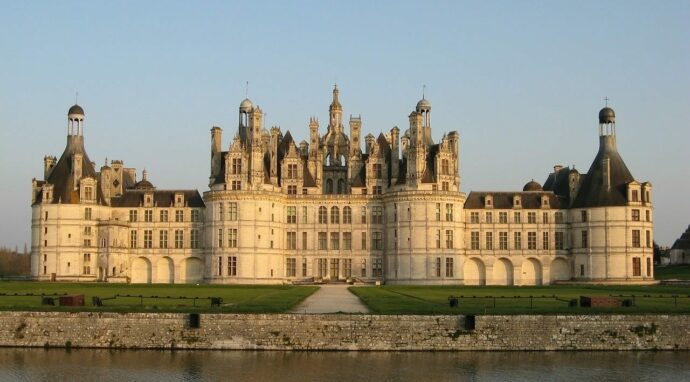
xmin=416 ymin=98 xmax=431 ymax=112
xmin=68 ymin=104 xmax=84 ymax=116
xmin=523 ymin=180 xmax=543 ymax=192
xmin=134 ymin=179 xmax=155 ymax=190
xmin=599 ymin=107 xmax=615 ymax=124
xmin=239 ymin=98 xmax=253 ymax=112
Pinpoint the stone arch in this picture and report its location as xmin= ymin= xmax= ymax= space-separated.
xmin=521 ymin=258 xmax=543 ymax=286
xmin=131 ymin=257 xmax=152 ymax=284
xmin=550 ymin=257 xmax=570 ymax=283
xmin=492 ymin=258 xmax=514 ymax=286
xmin=182 ymin=257 xmax=204 ymax=284
xmin=463 ymin=257 xmax=486 ymax=286
xmin=156 ymin=256 xmax=174 ymax=284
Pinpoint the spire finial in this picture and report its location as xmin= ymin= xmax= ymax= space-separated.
xmin=604 ymin=96 xmax=609 ymax=107
xmin=422 ymin=84 xmax=426 ymax=100
xmin=105 ymin=157 xmax=108 ymax=166
xmin=245 ymin=81 xmax=249 ymax=98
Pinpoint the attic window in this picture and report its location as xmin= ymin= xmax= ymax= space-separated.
xmin=631 ymin=190 xmax=639 ymax=202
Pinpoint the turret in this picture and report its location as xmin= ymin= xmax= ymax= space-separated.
xmin=390 ymin=126 xmax=400 ymax=186
xmin=43 ymin=155 xmax=56 ymax=179
xmin=210 ymin=126 xmax=222 ymax=182
xmin=329 ymin=85 xmax=343 ymax=133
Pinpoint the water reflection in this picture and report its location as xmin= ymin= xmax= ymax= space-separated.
xmin=0 ymin=348 xmax=688 ymax=381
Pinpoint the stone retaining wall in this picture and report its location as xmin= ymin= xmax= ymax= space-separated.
xmin=1 ymin=312 xmax=689 ymax=351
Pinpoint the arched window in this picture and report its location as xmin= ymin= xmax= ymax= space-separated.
xmin=318 ymin=206 xmax=328 ymax=224
xmin=343 ymin=206 xmax=352 ymax=224
xmin=331 ymin=206 xmax=339 ymax=224
xmin=325 ymin=154 xmax=332 ymax=166
xmin=326 ymin=179 xmax=334 ymax=194
xmin=337 ymin=179 xmax=346 ymax=194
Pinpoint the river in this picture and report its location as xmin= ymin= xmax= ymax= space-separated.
xmin=1 ymin=348 xmax=688 ymax=381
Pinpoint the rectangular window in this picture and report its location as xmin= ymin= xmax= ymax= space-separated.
xmin=499 ymin=232 xmax=508 ymax=250
xmin=528 ymin=232 xmax=537 ymax=250
xmin=228 ymin=202 xmax=238 ymax=221
xmin=361 ymin=259 xmax=367 ymax=277
xmin=301 ymin=206 xmax=308 ymax=224
xmin=287 ymin=185 xmax=297 ymax=195
xmin=175 ymin=210 xmax=184 ymax=222
xmin=499 ymin=212 xmax=508 ymax=224
xmin=228 ymin=256 xmax=237 ymax=276
xmin=83 ymin=239 xmax=91 ymax=247
xmin=486 ymin=212 xmax=493 ymax=224
xmin=372 ymin=232 xmax=383 ymax=250
xmin=632 ymin=257 xmax=641 ymax=276
xmin=646 ymin=230 xmax=651 ymax=248
xmin=485 ymin=232 xmax=493 ymax=250
xmin=632 ymin=230 xmax=641 ymax=248
xmin=83 ymin=253 xmax=91 ymax=275
xmin=129 ymin=210 xmax=138 ymax=222
xmin=581 ymin=210 xmax=588 ymax=222
xmin=191 ymin=210 xmax=200 ymax=222
xmin=442 ymin=182 xmax=449 ymax=191
xmin=174 ymin=229 xmax=183 ymax=249
xmin=632 ymin=209 xmax=640 ymax=221
xmin=513 ymin=212 xmax=521 ymax=224
xmin=343 ymin=259 xmax=352 ymax=277
xmin=646 ymin=258 xmax=651 ymax=277
xmin=445 ymin=258 xmax=454 ymax=277
xmin=302 ymin=258 xmax=308 ymax=277
xmin=231 ymin=180 xmax=241 ymax=190
xmin=145 ymin=210 xmax=153 ymax=222
xmin=330 ymin=232 xmax=340 ymax=250
xmin=218 ymin=256 xmax=223 ymax=276
xmin=159 ymin=230 xmax=168 ymax=249
xmin=160 ymin=210 xmax=168 ymax=222
xmin=632 ymin=190 xmax=639 ymax=202
xmin=286 ymin=258 xmax=296 ymax=277
xmin=287 ymin=206 xmax=297 ymax=224
xmin=319 ymin=207 xmax=328 ymax=224
xmin=129 ymin=230 xmax=137 ymax=248
xmin=581 ymin=231 xmax=588 ymax=248
xmin=286 ymin=232 xmax=296 ymax=250
xmin=232 ymin=158 xmax=242 ymax=174
xmin=542 ymin=212 xmax=549 ymax=224
xmin=343 ymin=232 xmax=352 ymax=250
xmin=555 ymin=212 xmax=564 ymax=223
xmin=514 ymin=232 xmax=522 ymax=250
xmin=85 ymin=187 xmax=93 ymax=200
xmin=445 ymin=204 xmax=454 ymax=222
xmin=470 ymin=212 xmax=479 ymax=224
xmin=645 ymin=210 xmax=650 ymax=222
xmin=191 ymin=229 xmax=200 ymax=249
xmin=543 ymin=232 xmax=549 ymax=250
xmin=343 ymin=207 xmax=352 ymax=224
xmin=373 ymin=163 xmax=382 ymax=179
xmin=555 ymin=231 xmax=564 ymax=250
xmin=228 ymin=228 xmax=238 ymax=248
xmin=435 ymin=257 xmax=441 ymax=277
xmin=287 ymin=164 xmax=298 ymax=179
xmin=318 ymin=232 xmax=327 ymax=250
xmin=373 ymin=186 xmax=382 ymax=195
xmin=218 ymin=228 xmax=223 ymax=248
xmin=471 ymin=231 xmax=480 ymax=250
xmin=302 ymin=232 xmax=307 ymax=249
xmin=372 ymin=206 xmax=383 ymax=224
xmin=436 ymin=230 xmax=441 ymax=249
xmin=445 ymin=230 xmax=454 ymax=249
xmin=361 ymin=232 xmax=367 ymax=249
xmin=528 ymin=212 xmax=536 ymax=224
xmin=435 ymin=203 xmax=441 ymax=221
xmin=372 ymin=258 xmax=383 ymax=277
xmin=361 ymin=207 xmax=367 ymax=224
xmin=144 ymin=230 xmax=152 ymax=249
xmin=84 ymin=207 xmax=92 ymax=220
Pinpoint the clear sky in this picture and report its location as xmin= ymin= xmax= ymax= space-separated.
xmin=1 ymin=1 xmax=688 ymax=249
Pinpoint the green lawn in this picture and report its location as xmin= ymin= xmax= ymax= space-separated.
xmin=655 ymin=264 xmax=690 ymax=280
xmin=350 ymin=284 xmax=690 ymax=315
xmin=0 ymin=282 xmax=318 ymax=313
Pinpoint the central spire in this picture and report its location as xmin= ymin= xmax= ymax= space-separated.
xmin=330 ymin=84 xmax=342 ymax=111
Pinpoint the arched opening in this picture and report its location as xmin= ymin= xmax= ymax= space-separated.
xmin=492 ymin=258 xmax=514 ymax=286
xmin=156 ymin=257 xmax=174 ymax=284
xmin=337 ymin=179 xmax=346 ymax=194
xmin=550 ymin=258 xmax=570 ymax=283
xmin=326 ymin=179 xmax=334 ymax=194
xmin=182 ymin=257 xmax=204 ymax=284
xmin=131 ymin=257 xmax=152 ymax=284
xmin=521 ymin=258 xmax=543 ymax=286
xmin=463 ymin=258 xmax=486 ymax=286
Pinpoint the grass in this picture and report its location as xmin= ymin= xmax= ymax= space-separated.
xmin=654 ymin=265 xmax=690 ymax=280
xmin=349 ymin=284 xmax=690 ymax=315
xmin=0 ymin=282 xmax=318 ymax=313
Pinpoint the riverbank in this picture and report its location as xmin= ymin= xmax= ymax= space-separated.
xmin=2 ymin=311 xmax=689 ymax=351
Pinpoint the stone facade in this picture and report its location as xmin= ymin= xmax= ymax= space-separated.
xmin=2 ymin=312 xmax=688 ymax=351
xmin=30 ymin=88 xmax=653 ymax=284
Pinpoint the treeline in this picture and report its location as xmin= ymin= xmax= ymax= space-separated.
xmin=0 ymin=247 xmax=30 ymax=277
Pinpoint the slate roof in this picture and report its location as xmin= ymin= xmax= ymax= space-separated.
xmin=110 ymin=190 xmax=205 ymax=208
xmin=672 ymin=225 xmax=690 ymax=250
xmin=542 ymin=166 xmax=572 ymax=198
xmin=464 ymin=191 xmax=566 ymax=209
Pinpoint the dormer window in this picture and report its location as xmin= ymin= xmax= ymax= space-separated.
xmin=174 ymin=192 xmax=184 ymax=207
xmin=513 ymin=195 xmax=521 ymax=208
xmin=144 ymin=192 xmax=154 ymax=207
xmin=485 ymin=195 xmax=493 ymax=208
xmin=631 ymin=190 xmax=639 ymax=202
xmin=541 ymin=195 xmax=549 ymax=208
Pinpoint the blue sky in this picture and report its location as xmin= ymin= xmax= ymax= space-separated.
xmin=1 ymin=1 xmax=688 ymax=248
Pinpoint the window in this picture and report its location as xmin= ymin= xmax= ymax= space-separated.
xmin=232 ymin=158 xmax=242 ymax=174
xmin=228 ymin=256 xmax=237 ymax=276
xmin=393 ymin=204 xmax=398 ymax=222
xmin=445 ymin=258 xmax=454 ymax=277
xmin=286 ymin=258 xmax=296 ymax=277
xmin=555 ymin=212 xmax=564 ymax=223
xmin=175 ymin=210 xmax=184 ymax=222
xmin=218 ymin=228 xmax=223 ymax=248
xmin=470 ymin=212 xmax=479 ymax=224
xmin=580 ymin=264 xmax=585 ymax=276
xmin=219 ymin=203 xmax=224 ymax=220
xmin=646 ymin=230 xmax=651 ymax=248
xmin=217 ymin=256 xmax=224 ymax=276
xmin=581 ymin=210 xmax=587 ymax=223
xmin=318 ymin=232 xmax=327 ymax=250
xmin=83 ymin=253 xmax=91 ymax=275
xmin=361 ymin=259 xmax=367 ymax=277
xmin=287 ymin=185 xmax=297 ymax=195
xmin=144 ymin=230 xmax=152 ymax=249
xmin=84 ymin=207 xmax=92 ymax=220
xmin=435 ymin=203 xmax=441 ymax=221
xmin=145 ymin=210 xmax=153 ymax=222
xmin=191 ymin=229 xmax=200 ymax=249
xmin=485 ymin=232 xmax=493 ymax=250
xmin=337 ymin=179 xmax=346 ymax=194
xmin=441 ymin=159 xmax=449 ymax=175
xmin=373 ymin=163 xmax=382 ymax=179
xmin=159 ymin=230 xmax=168 ymax=249
xmin=343 ymin=232 xmax=352 ymax=250
xmin=445 ymin=230 xmax=454 ymax=249
xmin=632 ymin=257 xmax=641 ymax=276
xmin=326 ymin=179 xmax=334 ymax=194
xmin=129 ymin=210 xmax=138 ymax=222
xmin=330 ymin=232 xmax=340 ymax=250
xmin=435 ymin=257 xmax=441 ymax=277
xmin=543 ymin=232 xmax=549 ymax=250
xmin=445 ymin=204 xmax=454 ymax=222
xmin=160 ymin=210 xmax=168 ymax=222
xmin=361 ymin=207 xmax=367 ymax=224
xmin=513 ymin=212 xmax=521 ymax=223
xmin=632 ymin=209 xmax=640 ymax=221
xmin=85 ymin=187 xmax=93 ymax=200
xmin=645 ymin=210 xmax=650 ymax=222
xmin=542 ymin=212 xmax=549 ymax=224
xmin=287 ymin=206 xmax=297 ymax=224
xmin=301 ymin=232 xmax=307 ymax=249
xmin=372 ymin=232 xmax=383 ymax=250
xmin=372 ymin=258 xmax=383 ymax=277
xmin=632 ymin=190 xmax=639 ymax=202
xmin=647 ymin=258 xmax=651 ymax=277
xmin=231 ymin=180 xmax=241 ymax=190
xmin=84 ymin=226 xmax=91 ymax=236
xmin=528 ymin=212 xmax=536 ymax=224
xmin=528 ymin=232 xmax=537 ymax=250
xmin=344 ymin=259 xmax=352 ymax=277
xmin=302 ymin=258 xmax=308 ymax=277
xmin=226 ymin=202 xmax=236 ymax=221
xmin=436 ymin=230 xmax=441 ymax=249
xmin=343 ymin=206 xmax=352 ymax=224
xmin=331 ymin=207 xmax=340 ymax=224
xmin=581 ymin=231 xmax=588 ymax=248
xmin=301 ymin=206 xmax=308 ymax=224
xmin=471 ymin=231 xmax=479 ymax=250
xmin=372 ymin=206 xmax=383 ymax=224
xmin=555 ymin=231 xmax=564 ymax=250
xmin=499 ymin=232 xmax=508 ymax=250
xmin=175 ymin=230 xmax=183 ymax=249
xmin=191 ymin=210 xmax=200 ymax=222
xmin=632 ymin=230 xmax=640 ymax=248
xmin=373 ymin=186 xmax=382 ymax=195
xmin=319 ymin=206 xmax=328 ymax=224
xmin=499 ymin=212 xmax=508 ymax=224
xmin=361 ymin=232 xmax=367 ymax=249
xmin=442 ymin=182 xmax=449 ymax=191
xmin=287 ymin=164 xmax=298 ymax=179
xmin=486 ymin=212 xmax=493 ymax=224
xmin=83 ymin=238 xmax=91 ymax=247
xmin=228 ymin=228 xmax=238 ymax=248
xmin=130 ymin=230 xmax=137 ymax=248
xmin=514 ymin=232 xmax=522 ymax=250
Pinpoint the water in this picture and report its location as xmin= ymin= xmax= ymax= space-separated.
xmin=1 ymin=348 xmax=689 ymax=381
